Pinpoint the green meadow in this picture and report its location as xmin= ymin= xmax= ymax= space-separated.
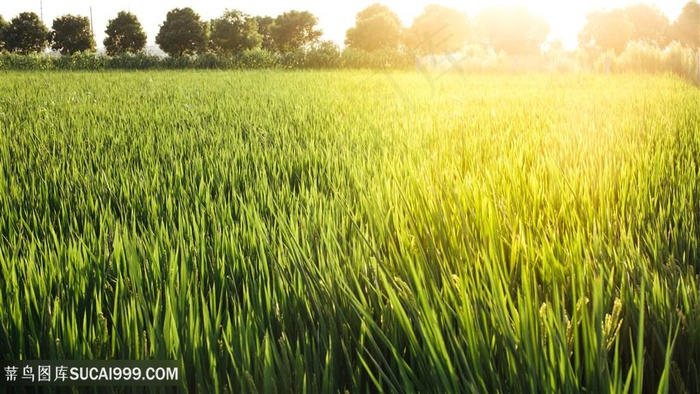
xmin=1 ymin=70 xmax=699 ymax=392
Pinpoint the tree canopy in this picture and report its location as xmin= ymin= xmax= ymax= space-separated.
xmin=579 ymin=9 xmax=632 ymax=54
xmin=624 ymin=4 xmax=670 ymax=47
xmin=50 ymin=14 xmax=95 ymax=55
xmin=670 ymin=1 xmax=700 ymax=49
xmin=104 ymin=11 xmax=147 ymax=56
xmin=0 ymin=16 xmax=8 ymax=51
xmin=210 ymin=10 xmax=262 ymax=56
xmin=476 ymin=7 xmax=550 ymax=55
xmin=156 ymin=7 xmax=207 ymax=57
xmin=0 ymin=2 xmax=696 ymax=64
xmin=253 ymin=16 xmax=276 ymax=52
xmin=405 ymin=4 xmax=470 ymax=55
xmin=345 ymin=3 xmax=402 ymax=52
xmin=579 ymin=5 xmax=671 ymax=54
xmin=270 ymin=11 xmax=322 ymax=53
xmin=4 ymin=12 xmax=49 ymax=54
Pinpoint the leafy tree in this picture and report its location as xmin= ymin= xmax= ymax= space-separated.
xmin=270 ymin=11 xmax=322 ymax=53
xmin=0 ymin=16 xmax=8 ymax=51
xmin=405 ymin=4 xmax=470 ymax=55
xmin=253 ymin=16 xmax=275 ymax=51
xmin=345 ymin=3 xmax=402 ymax=52
xmin=104 ymin=11 xmax=147 ymax=56
xmin=624 ymin=4 xmax=670 ymax=47
xmin=156 ymin=8 xmax=207 ymax=57
xmin=50 ymin=14 xmax=95 ymax=55
xmin=476 ymin=7 xmax=550 ymax=55
xmin=210 ymin=10 xmax=261 ymax=56
xmin=670 ymin=1 xmax=700 ymax=49
xmin=4 ymin=12 xmax=49 ymax=54
xmin=578 ymin=9 xmax=633 ymax=54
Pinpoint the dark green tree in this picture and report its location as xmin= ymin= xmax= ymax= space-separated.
xmin=104 ymin=11 xmax=147 ymax=56
xmin=270 ymin=10 xmax=322 ymax=53
xmin=405 ymin=4 xmax=470 ymax=55
xmin=476 ymin=6 xmax=550 ymax=55
xmin=156 ymin=7 xmax=207 ymax=57
xmin=210 ymin=10 xmax=261 ymax=56
xmin=345 ymin=3 xmax=402 ymax=52
xmin=253 ymin=16 xmax=275 ymax=51
xmin=670 ymin=1 xmax=700 ymax=49
xmin=0 ymin=16 xmax=8 ymax=52
xmin=50 ymin=14 xmax=95 ymax=55
xmin=4 ymin=12 xmax=49 ymax=54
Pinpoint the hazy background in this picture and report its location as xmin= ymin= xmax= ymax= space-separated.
xmin=0 ymin=0 xmax=690 ymax=51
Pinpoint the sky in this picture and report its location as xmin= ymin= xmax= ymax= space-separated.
xmin=0 ymin=0 xmax=692 ymax=51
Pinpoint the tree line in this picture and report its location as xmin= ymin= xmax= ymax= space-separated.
xmin=0 ymin=2 xmax=698 ymax=59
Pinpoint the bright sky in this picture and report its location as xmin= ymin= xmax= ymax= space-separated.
xmin=0 ymin=1 xmax=690 ymax=50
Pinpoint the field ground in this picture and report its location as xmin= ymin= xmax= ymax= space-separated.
xmin=1 ymin=70 xmax=700 ymax=392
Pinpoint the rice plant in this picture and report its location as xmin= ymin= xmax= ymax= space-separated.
xmin=0 ymin=70 xmax=699 ymax=392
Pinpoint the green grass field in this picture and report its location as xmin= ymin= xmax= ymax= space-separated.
xmin=1 ymin=70 xmax=699 ymax=392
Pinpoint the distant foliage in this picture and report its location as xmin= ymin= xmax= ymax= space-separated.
xmin=579 ymin=5 xmax=671 ymax=54
xmin=340 ymin=47 xmax=413 ymax=69
xmin=579 ymin=10 xmax=632 ymax=55
xmin=670 ymin=1 xmax=700 ymax=49
xmin=607 ymin=41 xmax=699 ymax=82
xmin=476 ymin=6 xmax=550 ymax=56
xmin=0 ymin=16 xmax=8 ymax=52
xmin=104 ymin=11 xmax=147 ymax=56
xmin=236 ymin=48 xmax=279 ymax=69
xmin=253 ymin=16 xmax=276 ymax=52
xmin=210 ymin=10 xmax=262 ymax=56
xmin=305 ymin=41 xmax=342 ymax=68
xmin=107 ymin=53 xmax=161 ymax=69
xmin=405 ymin=5 xmax=470 ymax=55
xmin=624 ymin=4 xmax=670 ymax=47
xmin=0 ymin=53 xmax=53 ymax=69
xmin=52 ymin=51 xmax=106 ymax=69
xmin=50 ymin=15 xmax=96 ymax=55
xmin=270 ymin=11 xmax=322 ymax=53
xmin=4 ymin=12 xmax=49 ymax=54
xmin=345 ymin=3 xmax=402 ymax=52
xmin=156 ymin=8 xmax=207 ymax=57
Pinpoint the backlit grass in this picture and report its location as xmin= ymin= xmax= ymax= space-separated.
xmin=1 ymin=70 xmax=699 ymax=392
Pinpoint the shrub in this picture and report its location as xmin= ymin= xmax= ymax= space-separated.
xmin=0 ymin=53 xmax=53 ymax=70
xmin=304 ymin=41 xmax=341 ymax=69
xmin=235 ymin=49 xmax=279 ymax=69
xmin=107 ymin=53 xmax=162 ymax=70
xmin=52 ymin=52 xmax=107 ymax=71
xmin=340 ymin=48 xmax=413 ymax=70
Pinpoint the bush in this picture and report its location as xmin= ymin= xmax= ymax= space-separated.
xmin=665 ymin=42 xmax=699 ymax=83
xmin=0 ymin=53 xmax=53 ymax=70
xmin=614 ymin=41 xmax=665 ymax=73
xmin=304 ymin=41 xmax=341 ymax=69
xmin=0 ymin=45 xmax=696 ymax=84
xmin=52 ymin=52 xmax=107 ymax=71
xmin=340 ymin=48 xmax=414 ymax=70
xmin=194 ymin=53 xmax=233 ymax=69
xmin=107 ymin=53 xmax=162 ymax=70
xmin=279 ymin=49 xmax=306 ymax=69
xmin=160 ymin=55 xmax=197 ymax=69
xmin=235 ymin=49 xmax=279 ymax=69
xmin=604 ymin=42 xmax=699 ymax=84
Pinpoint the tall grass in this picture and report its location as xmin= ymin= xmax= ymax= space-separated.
xmin=0 ymin=71 xmax=699 ymax=392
